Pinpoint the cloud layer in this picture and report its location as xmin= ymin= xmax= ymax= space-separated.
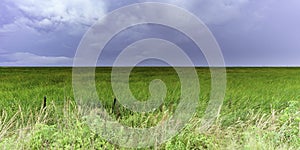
xmin=0 ymin=0 xmax=300 ymax=66
xmin=0 ymin=52 xmax=73 ymax=66
xmin=1 ymin=0 xmax=107 ymax=32
xmin=166 ymin=0 xmax=249 ymax=24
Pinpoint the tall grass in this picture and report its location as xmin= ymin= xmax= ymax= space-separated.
xmin=0 ymin=99 xmax=298 ymax=149
xmin=0 ymin=67 xmax=299 ymax=149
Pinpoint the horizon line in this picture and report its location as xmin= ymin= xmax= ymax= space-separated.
xmin=1 ymin=65 xmax=300 ymax=68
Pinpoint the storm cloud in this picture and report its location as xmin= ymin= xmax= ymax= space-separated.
xmin=0 ymin=0 xmax=299 ymax=66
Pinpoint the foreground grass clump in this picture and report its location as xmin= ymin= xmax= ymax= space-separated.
xmin=0 ymin=100 xmax=299 ymax=149
xmin=0 ymin=100 xmax=114 ymax=149
xmin=0 ymin=67 xmax=299 ymax=149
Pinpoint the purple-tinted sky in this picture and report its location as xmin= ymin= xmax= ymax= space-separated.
xmin=0 ymin=0 xmax=299 ymax=66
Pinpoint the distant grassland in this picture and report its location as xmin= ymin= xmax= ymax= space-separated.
xmin=0 ymin=67 xmax=299 ymax=149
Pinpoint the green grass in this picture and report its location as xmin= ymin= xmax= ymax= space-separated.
xmin=0 ymin=67 xmax=299 ymax=149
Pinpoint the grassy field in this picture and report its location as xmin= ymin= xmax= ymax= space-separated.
xmin=0 ymin=67 xmax=299 ymax=149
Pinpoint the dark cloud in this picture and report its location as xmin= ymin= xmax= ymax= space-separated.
xmin=0 ymin=0 xmax=299 ymax=66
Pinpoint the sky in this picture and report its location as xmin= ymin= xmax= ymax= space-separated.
xmin=0 ymin=0 xmax=300 ymax=66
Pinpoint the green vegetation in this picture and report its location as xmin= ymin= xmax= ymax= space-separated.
xmin=0 ymin=67 xmax=299 ymax=149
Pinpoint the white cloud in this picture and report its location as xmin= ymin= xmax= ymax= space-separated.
xmin=0 ymin=52 xmax=73 ymax=66
xmin=6 ymin=0 xmax=107 ymax=31
xmin=1 ymin=0 xmax=250 ymax=32
xmin=0 ymin=21 xmax=19 ymax=33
